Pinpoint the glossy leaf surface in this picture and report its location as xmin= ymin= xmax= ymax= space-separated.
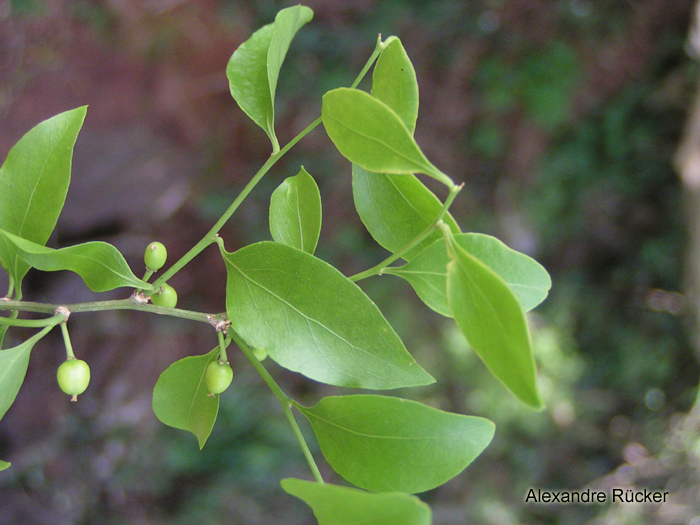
xmin=446 ymin=238 xmax=542 ymax=408
xmin=297 ymin=395 xmax=495 ymax=493
xmin=222 ymin=241 xmax=433 ymax=389
xmin=322 ymin=88 xmax=451 ymax=186
xmin=372 ymin=37 xmax=419 ymax=134
xmin=0 ymin=229 xmax=150 ymax=292
xmin=281 ymin=478 xmax=431 ymax=525
xmin=0 ymin=107 xmax=87 ymax=287
xmin=384 ymin=233 xmax=551 ymax=316
xmin=269 ymin=167 xmax=322 ymax=254
xmin=352 ymin=165 xmax=460 ymax=260
xmin=152 ymin=348 xmax=220 ymax=449
xmin=0 ymin=328 xmax=48 ymax=422
xmin=227 ymin=6 xmax=313 ymax=150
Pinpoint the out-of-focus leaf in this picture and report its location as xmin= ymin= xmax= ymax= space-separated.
xmin=281 ymin=478 xmax=432 ymax=525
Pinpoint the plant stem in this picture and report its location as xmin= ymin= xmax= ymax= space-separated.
xmin=6 ymin=275 xmax=14 ymax=299
xmin=0 ymin=298 xmax=220 ymax=325
xmin=0 ymin=312 xmax=66 ymax=328
xmin=151 ymin=40 xmax=384 ymax=289
xmin=350 ymin=183 xmax=463 ymax=281
xmin=60 ymin=322 xmax=75 ymax=359
xmin=228 ymin=329 xmax=324 ymax=484
xmin=350 ymin=35 xmax=384 ymax=89
xmin=217 ymin=330 xmax=228 ymax=362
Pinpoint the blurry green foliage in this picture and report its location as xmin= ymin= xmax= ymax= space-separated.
xmin=476 ymin=41 xmax=579 ymax=129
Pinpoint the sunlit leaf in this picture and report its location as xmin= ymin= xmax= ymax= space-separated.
xmin=446 ymin=236 xmax=543 ymax=409
xmin=0 ymin=460 xmax=10 ymax=471
xmin=227 ymin=5 xmax=313 ymax=150
xmin=281 ymin=478 xmax=431 ymax=525
xmin=322 ymin=88 xmax=452 ymax=186
xmin=384 ymin=233 xmax=551 ymax=316
xmin=296 ymin=395 xmax=494 ymax=493
xmin=372 ymin=37 xmax=418 ymax=134
xmin=352 ymin=165 xmax=460 ymax=260
xmin=0 ymin=229 xmax=150 ymax=292
xmin=152 ymin=348 xmax=220 ymax=449
xmin=0 ymin=327 xmax=51 ymax=422
xmin=221 ymin=241 xmax=434 ymax=389
xmin=270 ymin=167 xmax=322 ymax=254
xmin=0 ymin=106 xmax=87 ymax=289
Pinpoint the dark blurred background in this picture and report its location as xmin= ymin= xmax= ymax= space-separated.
xmin=2 ymin=0 xmax=700 ymax=523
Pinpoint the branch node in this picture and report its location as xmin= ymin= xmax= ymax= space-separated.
xmin=54 ymin=306 xmax=71 ymax=322
xmin=131 ymin=291 xmax=149 ymax=304
xmin=206 ymin=314 xmax=231 ymax=333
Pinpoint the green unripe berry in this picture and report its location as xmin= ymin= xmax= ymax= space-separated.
xmin=57 ymin=358 xmax=91 ymax=402
xmin=144 ymin=242 xmax=168 ymax=271
xmin=151 ymin=283 xmax=178 ymax=308
xmin=205 ymin=360 xmax=233 ymax=395
xmin=253 ymin=348 xmax=268 ymax=361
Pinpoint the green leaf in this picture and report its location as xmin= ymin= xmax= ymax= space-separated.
xmin=0 ymin=229 xmax=150 ymax=292
xmin=152 ymin=348 xmax=220 ymax=449
xmin=384 ymin=233 xmax=551 ymax=316
xmin=0 ymin=106 xmax=87 ymax=289
xmin=270 ymin=167 xmax=322 ymax=254
xmin=0 ymin=328 xmax=50 ymax=422
xmin=322 ymin=88 xmax=452 ymax=186
xmin=221 ymin=241 xmax=434 ymax=389
xmin=352 ymin=165 xmax=460 ymax=260
xmin=296 ymin=395 xmax=494 ymax=493
xmin=446 ymin=236 xmax=543 ymax=409
xmin=0 ymin=460 xmax=10 ymax=471
xmin=372 ymin=37 xmax=419 ymax=134
xmin=282 ymin=478 xmax=431 ymax=525
xmin=227 ymin=5 xmax=313 ymax=151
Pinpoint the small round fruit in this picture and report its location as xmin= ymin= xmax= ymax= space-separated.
xmin=144 ymin=242 xmax=168 ymax=271
xmin=151 ymin=283 xmax=178 ymax=308
xmin=253 ymin=348 xmax=268 ymax=361
xmin=205 ymin=361 xmax=233 ymax=395
xmin=57 ymin=358 xmax=91 ymax=402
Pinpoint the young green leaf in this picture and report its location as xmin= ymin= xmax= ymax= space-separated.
xmin=269 ymin=167 xmax=322 ymax=254
xmin=0 ymin=460 xmax=10 ymax=471
xmin=446 ymin=236 xmax=543 ymax=409
xmin=352 ymin=165 xmax=460 ymax=260
xmin=281 ymin=478 xmax=431 ymax=525
xmin=0 ymin=106 xmax=87 ymax=289
xmin=152 ymin=348 xmax=220 ymax=449
xmin=0 ymin=327 xmax=52 ymax=422
xmin=0 ymin=229 xmax=151 ymax=292
xmin=384 ymin=233 xmax=552 ymax=316
xmin=221 ymin=241 xmax=434 ymax=390
xmin=227 ymin=5 xmax=313 ymax=151
xmin=295 ymin=394 xmax=495 ymax=493
xmin=372 ymin=37 xmax=419 ymax=134
xmin=322 ymin=88 xmax=452 ymax=187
